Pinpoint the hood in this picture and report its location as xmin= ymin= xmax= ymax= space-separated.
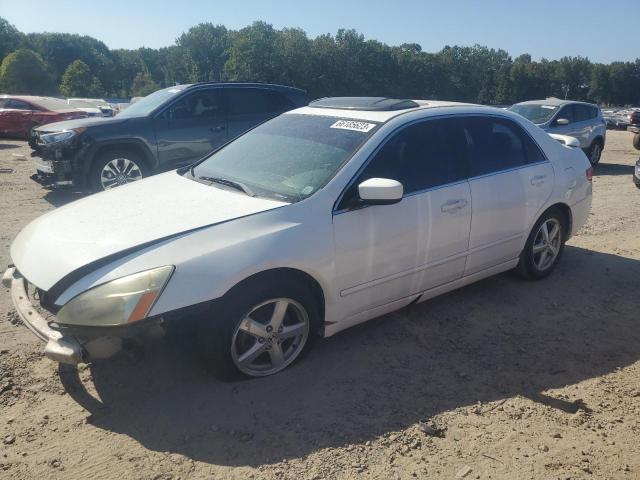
xmin=10 ymin=172 xmax=287 ymax=291
xmin=34 ymin=115 xmax=127 ymax=132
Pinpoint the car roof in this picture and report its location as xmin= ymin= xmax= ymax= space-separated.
xmin=0 ymin=95 xmax=75 ymax=111
xmin=515 ymin=98 xmax=597 ymax=108
xmin=289 ymin=97 xmax=476 ymax=123
xmin=181 ymin=82 xmax=307 ymax=95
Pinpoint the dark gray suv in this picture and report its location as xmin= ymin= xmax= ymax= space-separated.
xmin=29 ymin=83 xmax=309 ymax=191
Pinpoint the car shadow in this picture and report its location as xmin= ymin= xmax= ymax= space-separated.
xmin=43 ymin=190 xmax=86 ymax=207
xmin=0 ymin=143 xmax=20 ymax=150
xmin=58 ymin=245 xmax=640 ymax=467
xmin=595 ymin=162 xmax=635 ymax=176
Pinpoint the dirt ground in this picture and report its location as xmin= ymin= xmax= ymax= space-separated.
xmin=0 ymin=131 xmax=639 ymax=480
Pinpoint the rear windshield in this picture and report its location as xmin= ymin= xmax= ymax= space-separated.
xmin=509 ymin=104 xmax=559 ymax=124
xmin=189 ymin=114 xmax=379 ymax=202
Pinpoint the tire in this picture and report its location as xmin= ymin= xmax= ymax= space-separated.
xmin=90 ymin=148 xmax=149 ymax=192
xmin=587 ymin=140 xmax=603 ymax=166
xmin=633 ymin=133 xmax=640 ymax=151
xmin=515 ymin=208 xmax=566 ymax=280
xmin=196 ymin=276 xmax=321 ymax=380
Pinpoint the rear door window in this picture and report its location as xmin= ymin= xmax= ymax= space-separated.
xmin=226 ymin=88 xmax=293 ymax=117
xmin=463 ymin=117 xmax=528 ymax=177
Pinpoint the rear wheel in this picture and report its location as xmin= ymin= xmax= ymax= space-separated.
xmin=633 ymin=133 xmax=640 ymax=151
xmin=196 ymin=277 xmax=320 ymax=380
xmin=90 ymin=149 xmax=148 ymax=192
xmin=516 ymin=209 xmax=566 ymax=280
xmin=588 ymin=140 xmax=603 ymax=166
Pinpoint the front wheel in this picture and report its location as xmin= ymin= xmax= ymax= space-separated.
xmin=588 ymin=141 xmax=603 ymax=166
xmin=196 ymin=278 xmax=320 ymax=380
xmin=633 ymin=133 xmax=640 ymax=151
xmin=515 ymin=209 xmax=566 ymax=280
xmin=91 ymin=150 xmax=148 ymax=192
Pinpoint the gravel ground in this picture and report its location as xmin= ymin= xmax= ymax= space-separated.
xmin=0 ymin=131 xmax=639 ymax=480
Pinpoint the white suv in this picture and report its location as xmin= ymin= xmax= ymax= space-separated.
xmin=510 ymin=98 xmax=606 ymax=166
xmin=4 ymin=97 xmax=593 ymax=379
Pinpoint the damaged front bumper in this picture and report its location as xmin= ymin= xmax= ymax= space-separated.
xmin=30 ymin=151 xmax=79 ymax=189
xmin=3 ymin=267 xmax=85 ymax=364
xmin=3 ymin=267 xmax=164 ymax=365
xmin=29 ymin=132 xmax=88 ymax=189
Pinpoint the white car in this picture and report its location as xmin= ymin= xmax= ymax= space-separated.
xmin=67 ymin=98 xmax=115 ymax=117
xmin=3 ymin=97 xmax=593 ymax=379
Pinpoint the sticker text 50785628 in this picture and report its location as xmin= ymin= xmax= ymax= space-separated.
xmin=330 ymin=120 xmax=377 ymax=133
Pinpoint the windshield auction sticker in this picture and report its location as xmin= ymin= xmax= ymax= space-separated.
xmin=330 ymin=120 xmax=377 ymax=132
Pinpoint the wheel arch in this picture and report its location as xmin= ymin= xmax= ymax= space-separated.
xmin=592 ymin=134 xmax=605 ymax=148
xmin=82 ymin=140 xmax=156 ymax=181
xmin=535 ymin=202 xmax=573 ymax=240
xmin=223 ymin=267 xmax=326 ymax=336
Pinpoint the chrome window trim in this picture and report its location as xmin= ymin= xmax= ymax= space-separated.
xmin=332 ymin=112 xmax=549 ymax=215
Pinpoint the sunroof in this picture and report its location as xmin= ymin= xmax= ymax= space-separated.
xmin=309 ymin=97 xmax=420 ymax=111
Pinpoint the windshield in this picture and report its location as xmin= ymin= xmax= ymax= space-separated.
xmin=118 ymin=86 xmax=185 ymax=117
xmin=189 ymin=114 xmax=379 ymax=202
xmin=509 ymin=104 xmax=559 ymax=124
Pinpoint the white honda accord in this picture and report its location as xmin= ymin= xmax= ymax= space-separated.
xmin=3 ymin=97 xmax=593 ymax=379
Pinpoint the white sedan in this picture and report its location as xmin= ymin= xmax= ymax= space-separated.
xmin=3 ymin=97 xmax=593 ymax=379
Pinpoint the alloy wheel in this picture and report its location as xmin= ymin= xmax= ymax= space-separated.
xmin=531 ymin=218 xmax=562 ymax=271
xmin=100 ymin=158 xmax=143 ymax=190
xmin=231 ymin=298 xmax=310 ymax=377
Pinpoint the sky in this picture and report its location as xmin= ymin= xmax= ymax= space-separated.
xmin=1 ymin=0 xmax=637 ymax=63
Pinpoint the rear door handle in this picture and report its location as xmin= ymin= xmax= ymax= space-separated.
xmin=530 ymin=175 xmax=547 ymax=186
xmin=441 ymin=199 xmax=468 ymax=213
xmin=210 ymin=125 xmax=225 ymax=133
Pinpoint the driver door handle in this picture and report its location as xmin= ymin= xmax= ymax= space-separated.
xmin=530 ymin=175 xmax=547 ymax=186
xmin=441 ymin=199 xmax=468 ymax=213
xmin=210 ymin=125 xmax=225 ymax=133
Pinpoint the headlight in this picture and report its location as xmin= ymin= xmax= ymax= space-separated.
xmin=57 ymin=266 xmax=174 ymax=327
xmin=39 ymin=127 xmax=85 ymax=145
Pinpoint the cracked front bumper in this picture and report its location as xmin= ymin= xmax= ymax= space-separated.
xmin=3 ymin=267 xmax=85 ymax=364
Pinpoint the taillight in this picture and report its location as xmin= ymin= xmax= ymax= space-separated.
xmin=586 ymin=167 xmax=593 ymax=181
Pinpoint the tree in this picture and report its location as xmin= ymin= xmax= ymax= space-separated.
xmin=27 ymin=32 xmax=116 ymax=94
xmin=59 ymin=59 xmax=103 ymax=97
xmin=0 ymin=17 xmax=23 ymax=62
xmin=177 ymin=23 xmax=228 ymax=81
xmin=131 ymin=72 xmax=159 ymax=96
xmin=0 ymin=48 xmax=52 ymax=94
xmin=589 ymin=64 xmax=611 ymax=105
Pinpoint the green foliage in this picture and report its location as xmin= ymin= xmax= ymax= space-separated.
xmin=59 ymin=59 xmax=103 ymax=97
xmin=177 ymin=23 xmax=228 ymax=81
xmin=0 ymin=48 xmax=51 ymax=94
xmin=0 ymin=18 xmax=23 ymax=62
xmin=1 ymin=16 xmax=640 ymax=105
xmin=131 ymin=72 xmax=159 ymax=97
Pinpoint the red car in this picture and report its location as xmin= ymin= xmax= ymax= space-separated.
xmin=0 ymin=95 xmax=88 ymax=139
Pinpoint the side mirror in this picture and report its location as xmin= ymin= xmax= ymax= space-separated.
xmin=358 ymin=178 xmax=403 ymax=205
xmin=556 ymin=118 xmax=570 ymax=126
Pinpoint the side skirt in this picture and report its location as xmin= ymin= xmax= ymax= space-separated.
xmin=324 ymin=258 xmax=519 ymax=337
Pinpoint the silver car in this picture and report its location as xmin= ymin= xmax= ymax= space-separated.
xmin=510 ymin=98 xmax=606 ymax=166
